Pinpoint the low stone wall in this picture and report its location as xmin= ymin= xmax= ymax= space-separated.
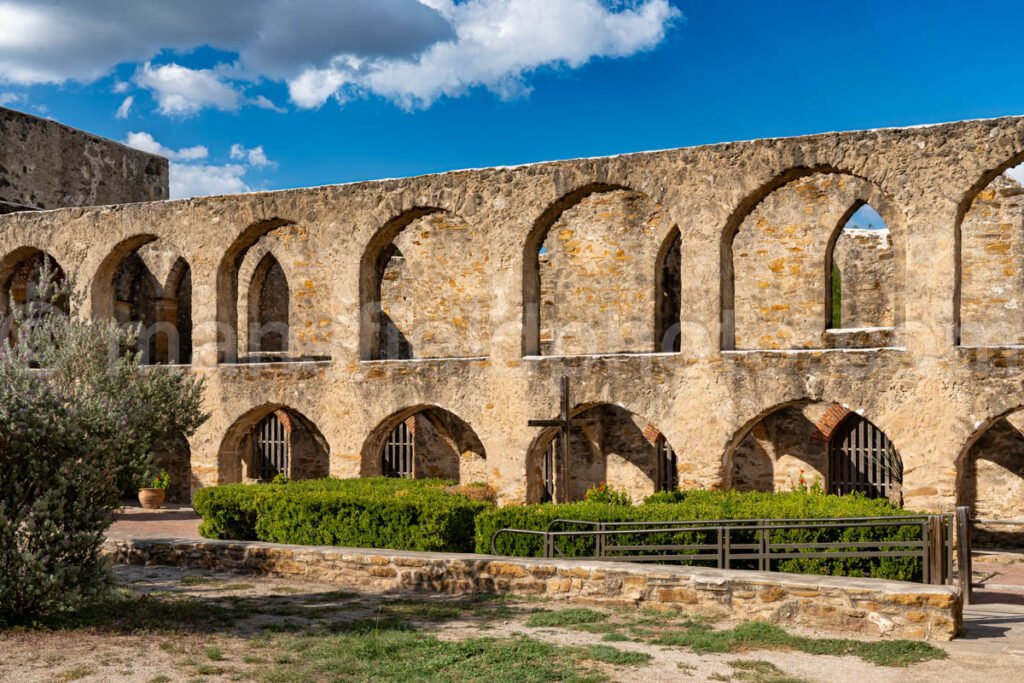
xmin=102 ymin=537 xmax=960 ymax=642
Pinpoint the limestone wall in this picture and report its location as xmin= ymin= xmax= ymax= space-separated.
xmin=0 ymin=106 xmax=167 ymax=210
xmin=3 ymin=116 xmax=1024 ymax=514
xmin=832 ymin=228 xmax=895 ymax=329
xmin=102 ymin=536 xmax=961 ymax=641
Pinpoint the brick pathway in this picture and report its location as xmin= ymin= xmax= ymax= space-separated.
xmin=108 ymin=503 xmax=202 ymax=540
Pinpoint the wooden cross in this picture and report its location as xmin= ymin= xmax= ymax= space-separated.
xmin=527 ymin=376 xmax=597 ymax=502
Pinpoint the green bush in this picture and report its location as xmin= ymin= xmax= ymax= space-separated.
xmin=195 ymin=477 xmax=491 ymax=552
xmin=476 ymin=490 xmax=924 ymax=581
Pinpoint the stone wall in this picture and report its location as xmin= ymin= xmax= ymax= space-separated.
xmin=102 ymin=536 xmax=960 ymax=641
xmin=960 ymin=172 xmax=1024 ymax=346
xmin=731 ymin=404 xmax=829 ymax=492
xmin=0 ymin=106 xmax=167 ymax=210
xmin=832 ymin=228 xmax=895 ymax=329
xmin=4 ymin=117 xmax=1024 ymax=513
xmin=377 ymin=211 xmax=491 ymax=359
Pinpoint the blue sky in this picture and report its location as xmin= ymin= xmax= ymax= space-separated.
xmin=1 ymin=1 xmax=1022 ymax=199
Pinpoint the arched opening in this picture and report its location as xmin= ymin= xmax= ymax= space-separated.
xmin=93 ymin=237 xmax=192 ymax=364
xmin=362 ymin=406 xmax=487 ymax=482
xmin=727 ymin=401 xmax=902 ymax=504
xmin=0 ymin=248 xmax=68 ymax=345
xmin=359 ymin=208 xmax=490 ymax=361
xmin=523 ymin=185 xmax=678 ymax=357
xmin=151 ymin=433 xmax=193 ymax=503
xmin=247 ymin=253 xmax=289 ymax=355
xmin=654 ymin=227 xmax=682 ymax=352
xmin=959 ymin=407 xmax=1024 ymax=545
xmin=825 ymin=203 xmax=894 ymax=332
xmin=725 ymin=170 xmax=904 ymax=350
xmin=217 ymin=404 xmax=330 ymax=484
xmin=827 ymin=413 xmax=902 ymax=502
xmin=218 ymin=218 xmax=330 ymax=363
xmin=525 ymin=404 xmax=675 ymax=503
xmin=958 ymin=158 xmax=1024 ymax=346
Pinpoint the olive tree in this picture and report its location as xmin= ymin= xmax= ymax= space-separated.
xmin=0 ymin=263 xmax=206 ymax=622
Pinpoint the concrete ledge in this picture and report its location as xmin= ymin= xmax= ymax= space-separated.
xmin=102 ymin=536 xmax=961 ymax=642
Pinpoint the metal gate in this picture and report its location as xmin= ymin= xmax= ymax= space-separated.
xmin=382 ymin=419 xmax=414 ymax=478
xmin=828 ymin=414 xmax=901 ymax=499
xmin=255 ymin=412 xmax=289 ymax=481
xmin=656 ymin=435 xmax=677 ymax=491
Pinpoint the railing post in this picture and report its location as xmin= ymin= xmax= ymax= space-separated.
xmin=717 ymin=527 xmax=725 ymax=569
xmin=956 ymin=506 xmax=973 ymax=605
xmin=922 ymin=518 xmax=932 ymax=585
xmin=759 ymin=520 xmax=768 ymax=572
xmin=544 ymin=532 xmax=553 ymax=559
xmin=596 ymin=522 xmax=605 ymax=559
xmin=724 ymin=526 xmax=732 ymax=570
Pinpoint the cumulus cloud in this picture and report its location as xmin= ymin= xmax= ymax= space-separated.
xmin=0 ymin=91 xmax=24 ymax=106
xmin=133 ymin=62 xmax=241 ymax=117
xmin=0 ymin=0 xmax=679 ymax=114
xmin=124 ymin=131 xmax=276 ymax=199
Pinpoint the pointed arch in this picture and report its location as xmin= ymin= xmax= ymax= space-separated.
xmin=523 ymin=403 xmax=676 ymax=503
xmin=724 ymin=170 xmax=904 ymax=350
xmin=359 ymin=207 xmax=490 ymax=360
xmin=522 ymin=183 xmax=678 ymax=356
xmin=217 ymin=403 xmax=330 ymax=484
xmin=360 ymin=405 xmax=487 ymax=483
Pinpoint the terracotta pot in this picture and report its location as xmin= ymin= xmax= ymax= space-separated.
xmin=138 ymin=488 xmax=166 ymax=510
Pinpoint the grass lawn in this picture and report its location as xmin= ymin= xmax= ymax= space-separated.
xmin=0 ymin=565 xmax=966 ymax=683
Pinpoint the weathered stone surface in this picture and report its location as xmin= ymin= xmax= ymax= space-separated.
xmin=2 ymin=116 xmax=1024 ymax=512
xmin=102 ymin=536 xmax=961 ymax=641
xmin=0 ymin=106 xmax=167 ymax=210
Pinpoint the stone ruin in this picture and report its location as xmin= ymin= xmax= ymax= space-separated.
xmin=3 ymin=104 xmax=1024 ymax=521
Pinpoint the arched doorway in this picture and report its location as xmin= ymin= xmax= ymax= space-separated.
xmin=364 ymin=406 xmax=487 ymax=483
xmin=526 ymin=404 xmax=676 ymax=503
xmin=218 ymin=405 xmax=330 ymax=483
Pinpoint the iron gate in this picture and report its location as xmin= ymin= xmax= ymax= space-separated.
xmin=382 ymin=419 xmax=414 ymax=478
xmin=656 ymin=435 xmax=677 ymax=491
xmin=829 ymin=414 xmax=901 ymax=499
xmin=541 ymin=436 xmax=557 ymax=503
xmin=255 ymin=412 xmax=289 ymax=481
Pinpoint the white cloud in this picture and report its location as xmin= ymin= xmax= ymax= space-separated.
xmin=124 ymin=131 xmax=208 ymax=161
xmin=0 ymin=0 xmax=679 ymax=114
xmin=133 ymin=62 xmax=241 ymax=116
xmin=115 ymin=95 xmax=134 ymax=119
xmin=230 ymin=143 xmax=275 ymax=168
xmin=291 ymin=0 xmax=681 ymax=109
xmin=0 ymin=91 xmax=25 ymax=106
xmin=170 ymin=162 xmax=249 ymax=199
xmin=124 ymin=131 xmax=275 ymax=199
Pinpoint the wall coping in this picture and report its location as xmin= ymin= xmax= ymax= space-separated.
xmin=103 ymin=535 xmax=961 ymax=641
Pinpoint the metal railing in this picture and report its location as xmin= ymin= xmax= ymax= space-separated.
xmin=492 ymin=513 xmax=955 ymax=585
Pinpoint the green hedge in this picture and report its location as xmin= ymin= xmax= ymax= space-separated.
xmin=194 ymin=477 xmax=491 ymax=552
xmin=475 ymin=490 xmax=924 ymax=581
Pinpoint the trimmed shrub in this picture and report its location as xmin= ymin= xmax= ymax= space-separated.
xmin=476 ymin=490 xmax=924 ymax=581
xmin=195 ymin=477 xmax=491 ymax=553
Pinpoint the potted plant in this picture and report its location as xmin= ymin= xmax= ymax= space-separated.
xmin=138 ymin=469 xmax=170 ymax=510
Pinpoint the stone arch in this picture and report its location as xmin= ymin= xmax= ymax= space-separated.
xmin=957 ymin=151 xmax=1024 ymax=346
xmin=0 ymin=247 xmax=68 ymax=343
xmin=724 ymin=399 xmax=901 ymax=501
xmin=217 ymin=403 xmax=330 ymax=484
xmin=957 ymin=404 xmax=1024 ymax=544
xmin=523 ymin=184 xmax=679 ymax=357
xmin=245 ymin=252 xmax=289 ymax=355
xmin=721 ymin=167 xmax=905 ymax=350
xmin=654 ymin=227 xmax=682 ymax=352
xmin=359 ymin=405 xmax=487 ymax=483
xmin=825 ymin=201 xmax=895 ymax=332
xmin=358 ymin=207 xmax=491 ymax=361
xmin=216 ymin=217 xmax=330 ymax=363
xmin=90 ymin=235 xmax=192 ymax=364
xmin=524 ymin=403 xmax=676 ymax=503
